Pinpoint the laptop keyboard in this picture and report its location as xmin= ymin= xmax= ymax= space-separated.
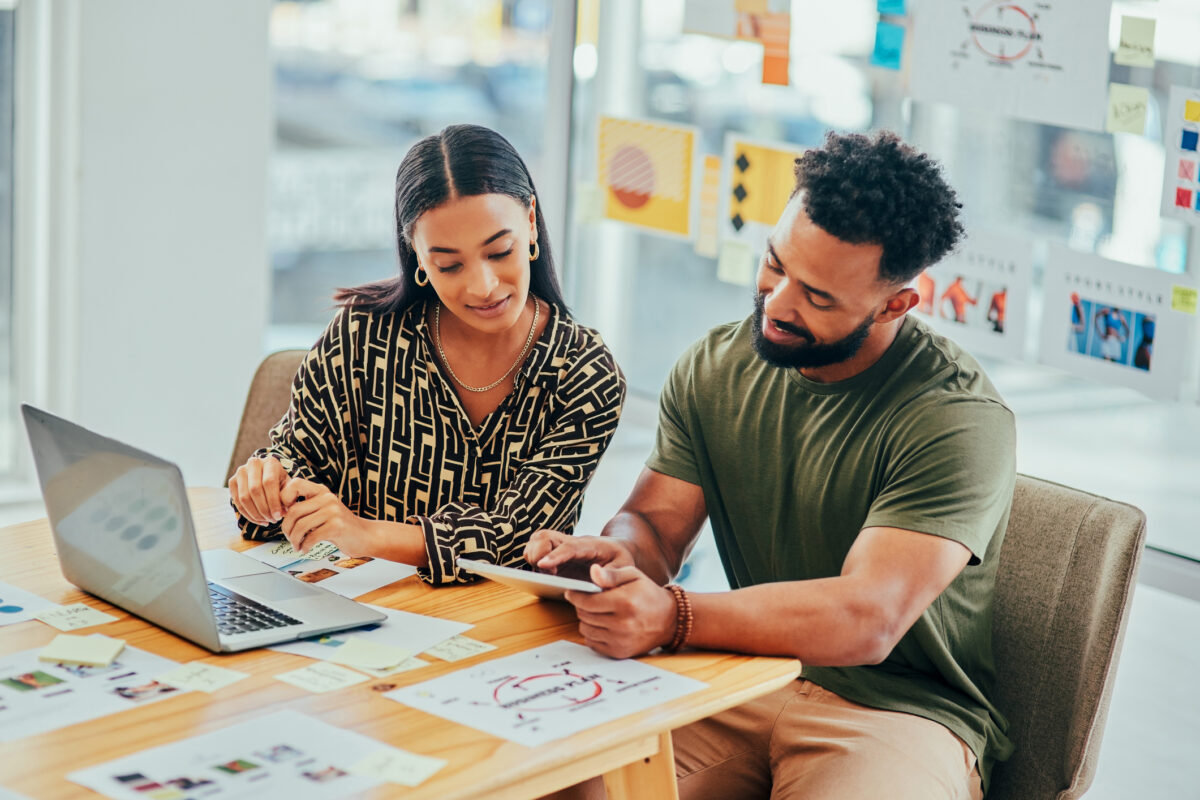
xmin=208 ymin=583 xmax=302 ymax=637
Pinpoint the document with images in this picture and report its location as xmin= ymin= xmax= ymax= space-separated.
xmin=269 ymin=604 xmax=470 ymax=663
xmin=68 ymin=710 xmax=407 ymax=799
xmin=0 ymin=580 xmax=56 ymax=627
xmin=386 ymin=640 xmax=706 ymax=747
xmin=0 ymin=642 xmax=184 ymax=742
xmin=240 ymin=541 xmax=416 ymax=598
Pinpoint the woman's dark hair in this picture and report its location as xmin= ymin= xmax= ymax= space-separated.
xmin=335 ymin=124 xmax=567 ymax=313
xmin=790 ymin=130 xmax=964 ymax=285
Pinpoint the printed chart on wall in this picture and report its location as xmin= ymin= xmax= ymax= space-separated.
xmin=913 ymin=230 xmax=1032 ymax=360
xmin=597 ymin=116 xmax=697 ymax=239
xmin=1039 ymin=244 xmax=1197 ymax=401
xmin=719 ymin=134 xmax=806 ymax=251
xmin=910 ymin=0 xmax=1113 ymax=131
xmin=1161 ymin=85 xmax=1200 ymax=225
xmin=385 ymin=641 xmax=705 ymax=747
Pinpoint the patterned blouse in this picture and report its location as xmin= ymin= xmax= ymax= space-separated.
xmin=237 ymin=300 xmax=626 ymax=585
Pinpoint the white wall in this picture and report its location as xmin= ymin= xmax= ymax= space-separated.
xmin=69 ymin=0 xmax=270 ymax=485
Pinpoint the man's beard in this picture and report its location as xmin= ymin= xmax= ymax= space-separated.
xmin=750 ymin=292 xmax=874 ymax=369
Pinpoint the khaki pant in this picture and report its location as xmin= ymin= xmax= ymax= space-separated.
xmin=674 ymin=679 xmax=983 ymax=800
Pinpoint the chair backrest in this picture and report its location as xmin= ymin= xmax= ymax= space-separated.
xmin=987 ymin=474 xmax=1146 ymax=800
xmin=225 ymin=349 xmax=307 ymax=483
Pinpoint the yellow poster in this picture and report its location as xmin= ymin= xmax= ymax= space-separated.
xmin=723 ymin=135 xmax=806 ymax=244
xmin=598 ymin=116 xmax=696 ymax=238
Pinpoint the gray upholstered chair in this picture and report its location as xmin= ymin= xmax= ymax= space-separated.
xmin=225 ymin=349 xmax=307 ymax=483
xmin=988 ymin=474 xmax=1147 ymax=800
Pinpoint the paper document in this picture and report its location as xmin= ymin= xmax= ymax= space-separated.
xmin=0 ymin=644 xmax=184 ymax=742
xmin=241 ymin=542 xmax=417 ymax=599
xmin=68 ymin=710 xmax=399 ymax=799
xmin=269 ymin=604 xmax=470 ymax=662
xmin=386 ymin=640 xmax=707 ymax=746
xmin=0 ymin=580 xmax=56 ymax=627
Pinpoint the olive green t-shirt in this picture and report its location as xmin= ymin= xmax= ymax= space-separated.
xmin=647 ymin=314 xmax=1015 ymax=792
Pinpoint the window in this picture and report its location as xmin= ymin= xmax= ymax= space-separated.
xmin=267 ymin=0 xmax=555 ymax=351
xmin=0 ymin=4 xmax=15 ymax=478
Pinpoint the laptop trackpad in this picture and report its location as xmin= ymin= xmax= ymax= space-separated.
xmin=221 ymin=572 xmax=320 ymax=602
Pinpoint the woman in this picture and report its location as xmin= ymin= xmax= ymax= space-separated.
xmin=229 ymin=124 xmax=626 ymax=585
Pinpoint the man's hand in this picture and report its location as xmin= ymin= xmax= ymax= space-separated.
xmin=228 ymin=456 xmax=289 ymax=526
xmin=565 ymin=564 xmax=677 ymax=659
xmin=279 ymin=478 xmax=379 ymax=558
xmin=524 ymin=531 xmax=635 ymax=581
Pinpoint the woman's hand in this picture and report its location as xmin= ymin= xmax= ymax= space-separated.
xmin=279 ymin=478 xmax=379 ymax=557
xmin=228 ymin=456 xmax=289 ymax=526
xmin=524 ymin=530 xmax=635 ymax=580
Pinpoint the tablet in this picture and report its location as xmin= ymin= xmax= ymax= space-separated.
xmin=456 ymin=557 xmax=601 ymax=601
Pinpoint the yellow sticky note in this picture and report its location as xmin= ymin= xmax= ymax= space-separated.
xmin=717 ymin=241 xmax=757 ymax=287
xmin=38 ymin=633 xmax=125 ymax=667
xmin=1114 ymin=16 xmax=1155 ymax=68
xmin=422 ymin=635 xmax=496 ymax=662
xmin=350 ymin=748 xmax=447 ymax=787
xmin=1171 ymin=285 xmax=1198 ymax=314
xmin=324 ymin=637 xmax=411 ymax=671
xmin=1105 ymin=83 xmax=1149 ymax=134
xmin=1185 ymin=100 xmax=1200 ymax=123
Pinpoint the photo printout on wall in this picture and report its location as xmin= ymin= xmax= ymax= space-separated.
xmin=1039 ymin=244 xmax=1196 ymax=401
xmin=597 ymin=116 xmax=698 ymax=240
xmin=913 ymin=230 xmax=1033 ymax=361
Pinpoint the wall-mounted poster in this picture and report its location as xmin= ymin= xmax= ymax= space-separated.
xmin=1039 ymin=245 xmax=1196 ymax=401
xmin=1161 ymin=85 xmax=1200 ymax=225
xmin=719 ymin=134 xmax=806 ymax=250
xmin=913 ymin=230 xmax=1032 ymax=361
xmin=910 ymin=0 xmax=1113 ymax=132
xmin=597 ymin=116 xmax=697 ymax=239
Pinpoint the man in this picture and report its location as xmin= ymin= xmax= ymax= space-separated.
xmin=529 ymin=130 xmax=1014 ymax=800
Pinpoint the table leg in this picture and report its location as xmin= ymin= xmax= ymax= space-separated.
xmin=602 ymin=731 xmax=679 ymax=800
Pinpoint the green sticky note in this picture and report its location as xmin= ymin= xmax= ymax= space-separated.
xmin=717 ymin=241 xmax=756 ymax=287
xmin=1114 ymin=16 xmax=1155 ymax=68
xmin=1105 ymin=83 xmax=1149 ymax=134
xmin=1171 ymin=285 xmax=1198 ymax=314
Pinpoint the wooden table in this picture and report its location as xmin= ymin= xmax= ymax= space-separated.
xmin=0 ymin=488 xmax=801 ymax=799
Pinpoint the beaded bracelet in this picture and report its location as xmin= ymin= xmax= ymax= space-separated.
xmin=665 ymin=583 xmax=693 ymax=653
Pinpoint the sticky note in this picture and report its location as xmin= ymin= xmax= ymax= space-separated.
xmin=1179 ymin=160 xmax=1197 ymax=182
xmin=1105 ymin=83 xmax=1148 ymax=134
xmin=34 ymin=603 xmax=119 ymax=631
xmin=1185 ymin=100 xmax=1200 ymax=123
xmin=324 ymin=637 xmax=411 ymax=671
xmin=422 ymin=635 xmax=497 ymax=662
xmin=1176 ymin=187 xmax=1193 ymax=209
xmin=1183 ymin=130 xmax=1199 ymax=152
xmin=157 ymin=662 xmax=249 ymax=693
xmin=38 ymin=633 xmax=125 ymax=667
xmin=735 ymin=0 xmax=768 ymax=12
xmin=1114 ymin=16 xmax=1156 ymax=68
xmin=870 ymin=21 xmax=904 ymax=71
xmin=1171 ymin=285 xmax=1198 ymax=314
xmin=877 ymin=0 xmax=906 ymax=15
xmin=356 ymin=655 xmax=431 ymax=679
xmin=350 ymin=748 xmax=447 ymax=787
xmin=717 ymin=240 xmax=756 ymax=287
xmin=574 ymin=181 xmax=603 ymax=223
xmin=275 ymin=662 xmax=369 ymax=693
xmin=270 ymin=540 xmax=338 ymax=561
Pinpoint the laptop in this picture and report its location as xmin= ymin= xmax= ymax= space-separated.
xmin=21 ymin=404 xmax=385 ymax=653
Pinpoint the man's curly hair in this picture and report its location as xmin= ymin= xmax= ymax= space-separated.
xmin=791 ymin=130 xmax=963 ymax=285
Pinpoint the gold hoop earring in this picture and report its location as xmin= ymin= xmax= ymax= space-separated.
xmin=415 ymin=265 xmax=430 ymax=287
xmin=529 ymin=240 xmax=539 ymax=262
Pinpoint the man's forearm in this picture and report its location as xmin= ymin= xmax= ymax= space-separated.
xmin=600 ymin=510 xmax=681 ymax=585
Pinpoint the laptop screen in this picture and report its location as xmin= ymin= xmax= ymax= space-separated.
xmin=22 ymin=405 xmax=220 ymax=650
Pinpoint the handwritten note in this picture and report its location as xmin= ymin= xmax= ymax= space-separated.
xmin=1171 ymin=285 xmax=1198 ymax=315
xmin=350 ymin=748 xmax=447 ymax=787
xmin=269 ymin=539 xmax=338 ymax=561
xmin=34 ymin=604 xmax=119 ymax=631
xmin=275 ymin=661 xmax=369 ymax=693
xmin=870 ymin=21 xmax=904 ymax=71
xmin=422 ymin=635 xmax=497 ymax=662
xmin=157 ymin=661 xmax=249 ymax=693
xmin=1114 ymin=16 xmax=1155 ymax=68
xmin=1106 ymin=83 xmax=1149 ymax=134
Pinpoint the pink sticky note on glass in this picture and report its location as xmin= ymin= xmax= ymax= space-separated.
xmin=1180 ymin=160 xmax=1198 ymax=182
xmin=1177 ymin=187 xmax=1194 ymax=209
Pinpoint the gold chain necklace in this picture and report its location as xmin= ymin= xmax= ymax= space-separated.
xmin=434 ymin=298 xmax=540 ymax=393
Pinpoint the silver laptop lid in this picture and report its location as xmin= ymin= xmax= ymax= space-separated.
xmin=21 ymin=404 xmax=221 ymax=651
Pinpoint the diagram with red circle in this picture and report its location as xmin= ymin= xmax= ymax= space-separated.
xmin=968 ymin=1 xmax=1040 ymax=62
xmin=491 ymin=671 xmax=604 ymax=712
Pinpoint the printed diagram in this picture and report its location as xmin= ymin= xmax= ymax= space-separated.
xmin=957 ymin=1 xmax=1043 ymax=64
xmin=387 ymin=641 xmax=705 ymax=746
xmin=910 ymin=0 xmax=1112 ymax=131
